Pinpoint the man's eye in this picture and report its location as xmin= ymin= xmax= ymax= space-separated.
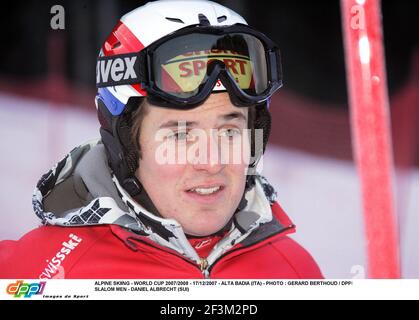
xmin=167 ymin=131 xmax=189 ymax=140
xmin=219 ymin=128 xmax=241 ymax=139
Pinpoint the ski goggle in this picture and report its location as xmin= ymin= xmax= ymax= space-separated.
xmin=96 ymin=24 xmax=283 ymax=108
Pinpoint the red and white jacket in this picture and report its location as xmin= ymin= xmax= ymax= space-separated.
xmin=0 ymin=141 xmax=323 ymax=279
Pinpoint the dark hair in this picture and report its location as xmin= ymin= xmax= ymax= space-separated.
xmin=130 ymin=99 xmax=149 ymax=160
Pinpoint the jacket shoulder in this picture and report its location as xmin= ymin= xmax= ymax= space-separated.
xmin=1 ymin=225 xmax=110 ymax=248
xmin=0 ymin=225 xmax=111 ymax=279
xmin=269 ymin=235 xmax=323 ymax=279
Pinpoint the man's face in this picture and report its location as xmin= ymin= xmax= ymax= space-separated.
xmin=136 ymin=92 xmax=250 ymax=236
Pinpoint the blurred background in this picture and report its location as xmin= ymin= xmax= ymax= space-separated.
xmin=0 ymin=0 xmax=417 ymax=278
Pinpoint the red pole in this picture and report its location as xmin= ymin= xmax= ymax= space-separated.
xmin=340 ymin=0 xmax=400 ymax=278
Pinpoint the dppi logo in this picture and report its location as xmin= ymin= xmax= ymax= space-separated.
xmin=6 ymin=280 xmax=46 ymax=298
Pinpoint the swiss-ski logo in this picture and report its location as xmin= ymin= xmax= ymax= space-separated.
xmin=96 ymin=53 xmax=139 ymax=87
xmin=38 ymin=233 xmax=83 ymax=279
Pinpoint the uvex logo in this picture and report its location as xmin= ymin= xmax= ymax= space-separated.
xmin=96 ymin=53 xmax=139 ymax=87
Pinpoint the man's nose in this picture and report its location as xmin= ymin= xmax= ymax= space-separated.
xmin=191 ymin=131 xmax=225 ymax=174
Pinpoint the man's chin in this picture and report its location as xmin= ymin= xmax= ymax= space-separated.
xmin=182 ymin=219 xmax=231 ymax=237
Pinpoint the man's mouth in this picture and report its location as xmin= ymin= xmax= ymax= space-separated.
xmin=187 ymin=186 xmax=223 ymax=195
xmin=184 ymin=183 xmax=226 ymax=204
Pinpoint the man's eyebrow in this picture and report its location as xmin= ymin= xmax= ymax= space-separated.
xmin=158 ymin=120 xmax=198 ymax=129
xmin=218 ymin=111 xmax=247 ymax=122
xmin=158 ymin=112 xmax=246 ymax=129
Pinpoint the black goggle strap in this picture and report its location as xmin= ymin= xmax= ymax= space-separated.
xmin=95 ymin=48 xmax=282 ymax=92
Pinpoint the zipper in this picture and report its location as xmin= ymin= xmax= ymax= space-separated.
xmin=199 ymin=258 xmax=210 ymax=278
xmin=199 ymin=257 xmax=209 ymax=272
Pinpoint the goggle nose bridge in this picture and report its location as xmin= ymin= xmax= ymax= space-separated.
xmin=192 ymin=62 xmax=248 ymax=101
